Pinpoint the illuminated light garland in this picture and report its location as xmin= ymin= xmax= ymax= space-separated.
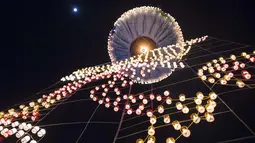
xmin=197 ymin=52 xmax=255 ymax=88
xmin=2 ymin=6 xmax=252 ymax=143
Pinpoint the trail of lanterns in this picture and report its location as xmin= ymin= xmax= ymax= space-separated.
xmin=197 ymin=51 xmax=255 ymax=88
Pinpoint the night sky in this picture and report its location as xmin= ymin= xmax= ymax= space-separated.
xmin=1 ymin=0 xmax=255 ymax=143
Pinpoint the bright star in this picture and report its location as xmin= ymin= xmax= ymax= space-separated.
xmin=73 ymin=8 xmax=78 ymax=12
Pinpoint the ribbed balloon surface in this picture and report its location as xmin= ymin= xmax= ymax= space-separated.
xmin=107 ymin=6 xmax=184 ymax=84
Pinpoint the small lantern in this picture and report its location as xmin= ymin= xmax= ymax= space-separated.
xmin=136 ymin=139 xmax=144 ymax=143
xmin=166 ymin=97 xmax=172 ymax=105
xmin=190 ymin=113 xmax=201 ymax=124
xmin=157 ymin=105 xmax=164 ymax=114
xmin=146 ymin=110 xmax=153 ymax=118
xmin=181 ymin=126 xmax=191 ymax=137
xmin=207 ymin=100 xmax=217 ymax=108
xmin=182 ymin=105 xmax=189 ymax=114
xmin=209 ymin=92 xmax=217 ymax=100
xmin=166 ymin=137 xmax=175 ymax=143
xmin=149 ymin=94 xmax=155 ymax=100
xmin=143 ymin=99 xmax=148 ymax=104
xmin=136 ymin=109 xmax=142 ymax=115
xmin=205 ymin=104 xmax=215 ymax=113
xmin=164 ymin=90 xmax=170 ymax=96
xmin=156 ymin=95 xmax=162 ymax=101
xmin=176 ymin=102 xmax=183 ymax=110
xmin=194 ymin=97 xmax=202 ymax=105
xmin=139 ymin=104 xmax=145 ymax=110
xmin=148 ymin=126 xmax=155 ymax=136
xmin=127 ymin=109 xmax=133 ymax=115
xmin=196 ymin=105 xmax=205 ymax=113
xmin=236 ymin=80 xmax=245 ymax=88
xmin=179 ymin=94 xmax=185 ymax=102
xmin=196 ymin=92 xmax=204 ymax=100
xmin=208 ymin=77 xmax=215 ymax=83
xmin=163 ymin=114 xmax=171 ymax=124
xmin=205 ymin=112 xmax=215 ymax=122
xmin=214 ymin=73 xmax=221 ymax=78
xmin=147 ymin=136 xmax=156 ymax=143
xmin=150 ymin=115 xmax=157 ymax=125
xmin=172 ymin=120 xmax=181 ymax=130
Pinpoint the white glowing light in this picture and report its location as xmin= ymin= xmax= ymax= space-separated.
xmin=140 ymin=45 xmax=149 ymax=53
xmin=73 ymin=8 xmax=78 ymax=12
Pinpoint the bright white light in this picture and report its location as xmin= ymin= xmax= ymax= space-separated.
xmin=140 ymin=46 xmax=148 ymax=53
xmin=73 ymin=8 xmax=78 ymax=12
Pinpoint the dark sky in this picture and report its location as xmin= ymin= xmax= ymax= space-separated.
xmin=0 ymin=0 xmax=255 ymax=143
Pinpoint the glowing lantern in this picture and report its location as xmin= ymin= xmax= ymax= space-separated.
xmin=136 ymin=139 xmax=144 ymax=143
xmin=220 ymin=78 xmax=227 ymax=85
xmin=139 ymin=104 xmax=145 ymax=110
xmin=136 ymin=109 xmax=142 ymax=115
xmin=182 ymin=105 xmax=189 ymax=114
xmin=148 ymin=126 xmax=155 ymax=136
xmin=181 ymin=126 xmax=191 ymax=137
xmin=250 ymin=57 xmax=255 ymax=62
xmin=146 ymin=110 xmax=153 ymax=117
xmin=166 ymin=137 xmax=175 ymax=143
xmin=147 ymin=136 xmax=156 ymax=143
xmin=230 ymin=55 xmax=236 ymax=60
xmin=214 ymin=73 xmax=221 ymax=78
xmin=150 ymin=115 xmax=157 ymax=125
xmin=190 ymin=113 xmax=201 ymax=124
xmin=105 ymin=102 xmax=110 ymax=108
xmin=233 ymin=65 xmax=239 ymax=71
xmin=208 ymin=67 xmax=214 ymax=74
xmin=172 ymin=120 xmax=181 ymax=130
xmin=242 ymin=70 xmax=251 ymax=79
xmin=208 ymin=77 xmax=215 ymax=83
xmin=37 ymin=129 xmax=46 ymax=137
xmin=156 ymin=95 xmax=162 ymax=101
xmin=163 ymin=114 xmax=171 ymax=124
xmin=194 ymin=97 xmax=202 ymax=105
xmin=196 ymin=92 xmax=204 ymax=100
xmin=207 ymin=100 xmax=217 ymax=108
xmin=240 ymin=63 xmax=245 ymax=68
xmin=116 ymin=97 xmax=121 ymax=102
xmin=202 ymin=66 xmax=207 ymax=70
xmin=32 ymin=126 xmax=40 ymax=134
xmin=21 ymin=135 xmax=31 ymax=143
xmin=179 ymin=94 xmax=185 ymax=102
xmin=16 ymin=130 xmax=25 ymax=138
xmin=113 ymin=101 xmax=118 ymax=106
xmin=127 ymin=109 xmax=133 ymax=115
xmin=224 ymin=75 xmax=231 ymax=81
xmin=176 ymin=102 xmax=183 ymax=110
xmin=205 ymin=104 xmax=215 ymax=113
xmin=149 ymin=94 xmax=155 ymax=100
xmin=196 ymin=105 xmax=205 ymax=113
xmin=236 ymin=80 xmax=245 ymax=88
xmin=201 ymin=75 xmax=207 ymax=80
xmin=30 ymin=140 xmax=37 ymax=143
xmin=205 ymin=112 xmax=215 ymax=122
xmin=164 ymin=90 xmax=170 ymax=96
xmin=139 ymin=94 xmax=144 ymax=99
xmin=24 ymin=123 xmax=32 ymax=131
xmin=166 ymin=97 xmax=172 ymax=105
xmin=209 ymin=92 xmax=217 ymax=100
xmin=157 ymin=105 xmax=165 ymax=114
xmin=98 ymin=99 xmax=104 ymax=105
xmin=143 ymin=99 xmax=148 ymax=104
xmin=113 ymin=106 xmax=119 ymax=112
